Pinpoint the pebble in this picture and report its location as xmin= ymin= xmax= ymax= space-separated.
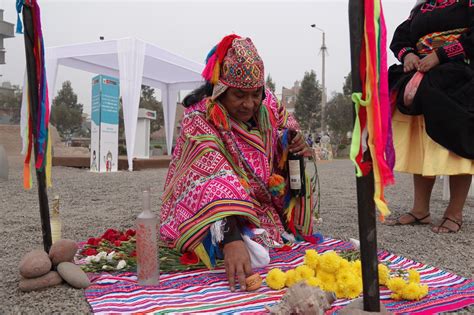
xmin=49 ymin=239 xmax=79 ymax=265
xmin=57 ymin=262 xmax=90 ymax=289
xmin=19 ymin=271 xmax=62 ymax=292
xmin=19 ymin=249 xmax=52 ymax=279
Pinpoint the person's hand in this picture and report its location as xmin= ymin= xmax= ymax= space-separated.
xmin=223 ymin=240 xmax=252 ymax=292
xmin=403 ymin=53 xmax=420 ymax=73
xmin=289 ymin=131 xmax=310 ymax=156
xmin=417 ymin=52 xmax=440 ymax=73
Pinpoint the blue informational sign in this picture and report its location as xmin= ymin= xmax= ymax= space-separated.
xmin=90 ymin=75 xmax=120 ymax=172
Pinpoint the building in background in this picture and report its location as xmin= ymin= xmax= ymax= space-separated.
xmin=281 ymin=81 xmax=300 ymax=113
xmin=0 ymin=9 xmax=15 ymax=65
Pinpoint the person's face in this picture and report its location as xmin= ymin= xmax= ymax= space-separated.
xmin=219 ymin=87 xmax=264 ymax=122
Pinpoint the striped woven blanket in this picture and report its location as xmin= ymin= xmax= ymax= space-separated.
xmin=84 ymin=238 xmax=473 ymax=314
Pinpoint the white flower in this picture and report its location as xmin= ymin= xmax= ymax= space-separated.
xmin=85 ymin=256 xmax=94 ymax=264
xmin=107 ymin=251 xmax=116 ymax=262
xmin=116 ymin=260 xmax=127 ymax=270
xmin=92 ymin=255 xmax=101 ymax=263
xmin=97 ymin=251 xmax=107 ymax=259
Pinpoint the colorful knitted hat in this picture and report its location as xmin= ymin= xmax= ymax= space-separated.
xmin=202 ymin=34 xmax=265 ymax=100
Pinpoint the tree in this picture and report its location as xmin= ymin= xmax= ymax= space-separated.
xmin=50 ymin=81 xmax=84 ymax=138
xmin=294 ymin=70 xmax=322 ymax=132
xmin=266 ymin=74 xmax=276 ymax=93
xmin=118 ymin=85 xmax=164 ymax=138
xmin=0 ymin=85 xmax=22 ymax=124
xmin=139 ymin=85 xmax=164 ymax=133
xmin=324 ymin=72 xmax=354 ymax=156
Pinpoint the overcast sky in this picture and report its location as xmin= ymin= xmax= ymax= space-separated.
xmin=0 ymin=0 xmax=414 ymax=114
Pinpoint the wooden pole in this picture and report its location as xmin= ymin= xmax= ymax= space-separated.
xmin=348 ymin=0 xmax=381 ymax=311
xmin=22 ymin=4 xmax=52 ymax=253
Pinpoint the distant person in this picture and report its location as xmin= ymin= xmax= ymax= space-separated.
xmin=159 ymin=34 xmax=315 ymax=291
xmin=385 ymin=0 xmax=473 ymax=233
xmin=306 ymin=134 xmax=314 ymax=147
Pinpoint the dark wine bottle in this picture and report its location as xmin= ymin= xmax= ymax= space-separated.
xmin=288 ymin=130 xmax=305 ymax=197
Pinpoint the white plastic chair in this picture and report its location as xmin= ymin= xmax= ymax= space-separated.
xmin=441 ymin=176 xmax=474 ymax=200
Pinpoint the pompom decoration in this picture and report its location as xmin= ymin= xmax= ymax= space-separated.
xmin=239 ymin=178 xmax=250 ymax=190
xmin=206 ymin=99 xmax=230 ymax=131
xmin=201 ymin=34 xmax=241 ymax=84
xmin=268 ymin=173 xmax=285 ymax=196
xmin=278 ymin=129 xmax=290 ymax=169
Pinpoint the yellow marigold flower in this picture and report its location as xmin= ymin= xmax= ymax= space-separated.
xmin=285 ymin=269 xmax=302 ymax=287
xmin=401 ymin=282 xmax=425 ymax=300
xmin=391 ymin=293 xmax=403 ymax=300
xmin=344 ymin=278 xmax=363 ymax=299
xmin=317 ymin=270 xmax=337 ymax=292
xmin=402 ymin=283 xmax=429 ymax=301
xmin=387 ymin=277 xmax=407 ymax=293
xmin=335 ymin=285 xmax=347 ymax=299
xmin=318 ymin=251 xmax=342 ymax=274
xmin=352 ymin=260 xmax=362 ymax=278
xmin=417 ymin=284 xmax=429 ymax=299
xmin=266 ymin=268 xmax=287 ymax=290
xmin=306 ymin=276 xmax=321 ymax=288
xmin=296 ymin=265 xmax=315 ymax=279
xmin=304 ymin=249 xmax=320 ymax=270
xmin=339 ymin=259 xmax=351 ymax=270
xmin=408 ymin=269 xmax=421 ymax=284
xmin=378 ymin=264 xmax=390 ymax=286
xmin=336 ymin=270 xmax=354 ymax=284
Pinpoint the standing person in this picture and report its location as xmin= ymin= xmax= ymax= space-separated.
xmin=386 ymin=0 xmax=474 ymax=233
xmin=160 ymin=34 xmax=315 ymax=291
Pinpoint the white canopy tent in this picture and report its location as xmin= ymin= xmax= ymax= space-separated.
xmin=38 ymin=37 xmax=204 ymax=170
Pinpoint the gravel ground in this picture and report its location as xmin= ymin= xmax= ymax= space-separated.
xmin=0 ymin=159 xmax=472 ymax=313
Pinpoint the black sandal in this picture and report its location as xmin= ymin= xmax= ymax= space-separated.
xmin=432 ymin=217 xmax=462 ymax=233
xmin=385 ymin=212 xmax=431 ymax=226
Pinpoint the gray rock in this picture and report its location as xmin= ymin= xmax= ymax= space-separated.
xmin=19 ymin=249 xmax=52 ymax=279
xmin=0 ymin=145 xmax=8 ymax=180
xmin=19 ymin=271 xmax=63 ymax=292
xmin=49 ymin=239 xmax=78 ymax=265
xmin=57 ymin=262 xmax=90 ymax=289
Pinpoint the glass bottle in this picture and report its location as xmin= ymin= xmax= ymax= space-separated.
xmin=288 ymin=130 xmax=306 ymax=197
xmin=136 ymin=189 xmax=159 ymax=285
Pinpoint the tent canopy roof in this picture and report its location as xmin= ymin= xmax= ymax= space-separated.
xmin=46 ymin=37 xmax=204 ymax=86
xmin=42 ymin=37 xmax=204 ymax=170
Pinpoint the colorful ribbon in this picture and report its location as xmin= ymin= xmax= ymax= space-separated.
xmin=17 ymin=0 xmax=52 ymax=189
xmin=350 ymin=0 xmax=395 ymax=219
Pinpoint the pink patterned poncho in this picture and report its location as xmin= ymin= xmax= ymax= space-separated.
xmin=160 ymin=89 xmax=315 ymax=258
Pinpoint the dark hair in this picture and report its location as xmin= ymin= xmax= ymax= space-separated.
xmin=182 ymin=82 xmax=213 ymax=107
xmin=182 ymin=82 xmax=267 ymax=108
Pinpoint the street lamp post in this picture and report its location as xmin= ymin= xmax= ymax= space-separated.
xmin=310 ymin=24 xmax=328 ymax=133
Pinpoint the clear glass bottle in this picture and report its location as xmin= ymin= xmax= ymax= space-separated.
xmin=50 ymin=195 xmax=62 ymax=243
xmin=136 ymin=189 xmax=159 ymax=285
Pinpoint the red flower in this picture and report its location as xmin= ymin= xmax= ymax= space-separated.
xmin=82 ymin=248 xmax=98 ymax=256
xmin=179 ymin=251 xmax=199 ymax=265
xmin=119 ymin=234 xmax=129 ymax=241
xmin=275 ymin=245 xmax=292 ymax=252
xmin=87 ymin=237 xmax=101 ymax=246
xmin=125 ymin=229 xmax=136 ymax=237
xmin=102 ymin=229 xmax=119 ymax=242
xmin=114 ymin=240 xmax=122 ymax=247
xmin=130 ymin=250 xmax=137 ymax=257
